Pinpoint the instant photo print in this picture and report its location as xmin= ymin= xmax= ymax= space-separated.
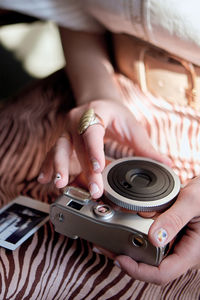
xmin=0 ymin=196 xmax=49 ymax=250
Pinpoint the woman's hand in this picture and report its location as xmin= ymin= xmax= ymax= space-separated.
xmin=38 ymin=99 xmax=171 ymax=197
xmin=99 ymin=176 xmax=200 ymax=285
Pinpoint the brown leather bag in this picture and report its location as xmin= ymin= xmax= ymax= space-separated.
xmin=113 ymin=34 xmax=200 ymax=110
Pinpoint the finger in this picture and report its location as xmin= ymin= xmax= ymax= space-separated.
xmin=114 ymin=255 xmax=161 ymax=284
xmin=76 ymin=105 xmax=106 ymax=174
xmin=73 ymin=133 xmax=104 ymax=198
xmin=138 ymin=211 xmax=157 ymax=218
xmin=88 ymin=172 xmax=104 ymax=199
xmin=54 ymin=135 xmax=73 ymax=188
xmin=71 ymin=106 xmax=105 ymax=198
xmin=148 ymin=186 xmax=199 ymax=247
xmin=37 ymin=149 xmax=54 ymax=184
xmin=114 ymin=251 xmax=191 ymax=285
xmin=92 ymin=245 xmax=117 ymax=260
xmin=92 ymin=246 xmax=171 ymax=285
xmin=83 ymin=124 xmax=105 ymax=173
xmin=92 ymin=246 xmax=173 ymax=285
xmin=68 ymin=150 xmax=82 ymax=176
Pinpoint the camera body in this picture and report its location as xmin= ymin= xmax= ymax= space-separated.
xmin=50 ymin=157 xmax=180 ymax=266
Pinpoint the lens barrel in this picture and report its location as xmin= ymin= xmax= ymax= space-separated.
xmin=102 ymin=157 xmax=180 ymax=211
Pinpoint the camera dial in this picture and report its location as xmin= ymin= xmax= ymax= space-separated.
xmin=93 ymin=204 xmax=114 ymax=219
xmin=102 ymin=157 xmax=180 ymax=211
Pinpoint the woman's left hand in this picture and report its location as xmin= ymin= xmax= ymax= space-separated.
xmin=95 ymin=176 xmax=200 ymax=285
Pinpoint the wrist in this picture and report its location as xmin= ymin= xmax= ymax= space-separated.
xmin=73 ymin=77 xmax=123 ymax=106
xmin=75 ymin=94 xmax=122 ymax=107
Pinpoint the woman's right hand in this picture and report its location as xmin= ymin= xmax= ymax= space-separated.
xmin=38 ymin=99 xmax=172 ymax=198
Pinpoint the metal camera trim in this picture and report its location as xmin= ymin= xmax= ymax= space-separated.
xmin=102 ymin=157 xmax=181 ymax=211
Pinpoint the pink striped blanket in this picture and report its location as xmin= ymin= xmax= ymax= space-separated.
xmin=0 ymin=70 xmax=200 ymax=299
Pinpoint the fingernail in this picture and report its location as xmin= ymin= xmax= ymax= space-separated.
xmin=114 ymin=260 xmax=121 ymax=268
xmin=38 ymin=173 xmax=44 ymax=181
xmin=93 ymin=247 xmax=102 ymax=254
xmin=89 ymin=183 xmax=100 ymax=196
xmin=154 ymin=228 xmax=168 ymax=246
xmin=91 ymin=159 xmax=101 ymax=172
xmin=54 ymin=173 xmax=62 ymax=184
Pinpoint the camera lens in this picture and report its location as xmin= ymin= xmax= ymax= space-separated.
xmin=102 ymin=157 xmax=180 ymax=211
xmin=129 ymin=172 xmax=151 ymax=187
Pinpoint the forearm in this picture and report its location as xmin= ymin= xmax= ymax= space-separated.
xmin=59 ymin=27 xmax=121 ymax=105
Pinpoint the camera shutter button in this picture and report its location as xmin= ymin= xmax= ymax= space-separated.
xmin=93 ymin=204 xmax=113 ymax=219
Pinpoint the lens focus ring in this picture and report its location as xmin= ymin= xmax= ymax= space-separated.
xmin=102 ymin=157 xmax=180 ymax=211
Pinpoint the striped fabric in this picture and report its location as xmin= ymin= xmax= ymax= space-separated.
xmin=107 ymin=74 xmax=200 ymax=185
xmin=0 ymin=69 xmax=200 ymax=299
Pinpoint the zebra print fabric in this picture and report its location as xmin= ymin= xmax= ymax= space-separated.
xmin=0 ymin=69 xmax=200 ymax=299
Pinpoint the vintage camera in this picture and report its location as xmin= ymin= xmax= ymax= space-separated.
xmin=50 ymin=157 xmax=180 ymax=266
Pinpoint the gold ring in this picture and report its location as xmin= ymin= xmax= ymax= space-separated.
xmin=78 ymin=108 xmax=105 ymax=135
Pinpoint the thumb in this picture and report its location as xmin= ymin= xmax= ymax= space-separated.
xmin=148 ymin=190 xmax=196 ymax=247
